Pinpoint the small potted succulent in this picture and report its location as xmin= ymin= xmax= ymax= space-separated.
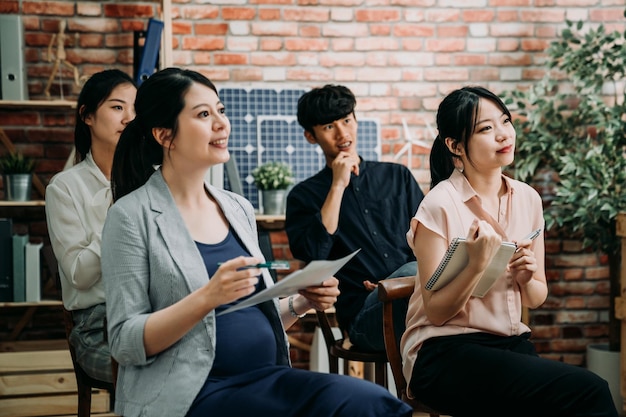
xmin=252 ymin=161 xmax=294 ymax=214
xmin=0 ymin=152 xmax=35 ymax=201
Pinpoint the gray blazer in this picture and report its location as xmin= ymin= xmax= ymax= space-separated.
xmin=102 ymin=170 xmax=290 ymax=417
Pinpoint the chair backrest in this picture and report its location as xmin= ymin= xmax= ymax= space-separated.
xmin=316 ymin=309 xmax=341 ymax=353
xmin=377 ymin=276 xmax=415 ymax=398
xmin=43 ymin=245 xmax=118 ymax=390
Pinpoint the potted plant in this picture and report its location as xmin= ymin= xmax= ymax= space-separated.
xmin=0 ymin=152 xmax=36 ymax=201
xmin=503 ymin=10 xmax=626 ymax=409
xmin=252 ymin=161 xmax=294 ymax=215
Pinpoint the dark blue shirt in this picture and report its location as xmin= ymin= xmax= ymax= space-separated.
xmin=285 ymin=159 xmax=424 ymax=332
xmin=195 ymin=229 xmax=277 ymax=377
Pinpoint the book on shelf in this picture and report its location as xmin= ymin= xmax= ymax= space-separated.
xmin=0 ymin=218 xmax=13 ymax=301
xmin=12 ymin=234 xmax=28 ymax=302
xmin=25 ymin=241 xmax=43 ymax=302
xmin=425 ymin=238 xmax=517 ymax=298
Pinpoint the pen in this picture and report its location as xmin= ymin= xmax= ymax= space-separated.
xmin=217 ymin=261 xmax=291 ymax=270
xmin=515 ymin=228 xmax=542 ymax=252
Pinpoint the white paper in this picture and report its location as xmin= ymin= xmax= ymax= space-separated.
xmin=217 ymin=249 xmax=361 ymax=316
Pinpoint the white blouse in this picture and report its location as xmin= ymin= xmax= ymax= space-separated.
xmin=45 ymin=152 xmax=111 ymax=311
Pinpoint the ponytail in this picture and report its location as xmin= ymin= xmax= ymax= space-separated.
xmin=429 ymin=136 xmax=456 ymax=189
xmin=111 ymin=118 xmax=161 ymax=202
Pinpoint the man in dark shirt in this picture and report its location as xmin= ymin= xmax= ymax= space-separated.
xmin=285 ymin=84 xmax=425 ymax=352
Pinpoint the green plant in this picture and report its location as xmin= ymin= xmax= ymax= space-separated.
xmin=503 ymin=11 xmax=626 ymax=351
xmin=252 ymin=161 xmax=294 ymax=191
xmin=0 ymin=152 xmax=36 ymax=175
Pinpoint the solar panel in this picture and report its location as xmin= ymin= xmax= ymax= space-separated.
xmin=221 ymin=87 xmax=380 ymax=210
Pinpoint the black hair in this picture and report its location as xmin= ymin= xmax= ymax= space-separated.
xmin=296 ymin=84 xmax=356 ymax=134
xmin=111 ymin=67 xmax=218 ymax=201
xmin=430 ymin=86 xmax=511 ymax=189
xmin=74 ymin=69 xmax=136 ymax=163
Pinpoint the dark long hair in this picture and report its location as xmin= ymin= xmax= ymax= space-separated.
xmin=429 ymin=86 xmax=511 ymax=189
xmin=74 ymin=69 xmax=135 ymax=163
xmin=111 ymin=67 xmax=218 ymax=202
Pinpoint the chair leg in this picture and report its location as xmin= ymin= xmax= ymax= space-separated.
xmin=329 ymin=355 xmax=340 ymax=374
xmin=374 ymin=361 xmax=387 ymax=388
xmin=77 ymin=380 xmax=92 ymax=417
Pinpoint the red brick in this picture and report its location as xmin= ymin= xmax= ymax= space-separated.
xmin=286 ymin=39 xmax=329 ymax=51
xmin=425 ymin=39 xmax=465 ymax=52
xmin=76 ymin=2 xmax=101 ymax=17
xmin=69 ymin=18 xmax=120 ymax=33
xmin=462 ymin=10 xmax=495 ymax=22
xmin=103 ymin=4 xmax=154 ymax=18
xmin=222 ymin=7 xmax=256 ymax=20
xmin=590 ymin=8 xmax=623 ymax=22
xmin=0 ymin=1 xmax=19 ymax=13
xmin=426 ymin=9 xmax=461 ymax=22
xmin=370 ymin=25 xmax=391 ymax=36
xmin=251 ymin=22 xmax=298 ymax=36
xmin=78 ymin=34 xmax=104 ymax=48
xmin=495 ymin=11 xmax=519 ymax=23
xmin=172 ymin=22 xmax=192 ymax=35
xmin=437 ymin=25 xmax=469 ymax=37
xmin=105 ymin=33 xmax=133 ymax=48
xmin=521 ymin=38 xmax=550 ymax=51
xmin=355 ymin=9 xmax=400 ymax=22
xmin=300 ymin=25 xmax=322 ymax=37
xmin=180 ymin=6 xmax=219 ymax=20
xmin=66 ymin=49 xmax=116 ymax=64
xmin=355 ymin=38 xmax=399 ymax=51
xmin=182 ymin=37 xmax=225 ymax=51
xmin=454 ymin=54 xmax=487 ymax=66
xmin=232 ymin=68 xmax=263 ymax=82
xmin=251 ymin=52 xmax=296 ymax=66
xmin=259 ymin=9 xmax=281 ymax=20
xmin=195 ymin=23 xmax=229 ymax=36
xmin=213 ymin=53 xmax=248 ymax=65
xmin=393 ymin=24 xmax=435 ymax=37
xmin=488 ymin=53 xmax=532 ymax=66
xmin=261 ymin=38 xmax=283 ymax=51
xmin=23 ymin=1 xmax=74 ymax=16
xmin=283 ymin=8 xmax=329 ymax=22
xmin=286 ymin=68 xmax=333 ymax=81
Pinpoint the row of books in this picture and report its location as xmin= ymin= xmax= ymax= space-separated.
xmin=0 ymin=218 xmax=43 ymax=302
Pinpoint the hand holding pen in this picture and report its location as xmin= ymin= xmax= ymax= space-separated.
xmin=515 ymin=228 xmax=542 ymax=253
xmin=218 ymin=260 xmax=290 ymax=270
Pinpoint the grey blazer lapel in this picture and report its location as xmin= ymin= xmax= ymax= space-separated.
xmin=147 ymin=171 xmax=210 ymax=293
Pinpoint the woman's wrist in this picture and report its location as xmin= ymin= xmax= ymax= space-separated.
xmin=288 ymin=295 xmax=307 ymax=318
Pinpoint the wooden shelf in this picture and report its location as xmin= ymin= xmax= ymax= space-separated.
xmin=256 ymin=214 xmax=285 ymax=230
xmin=0 ymin=100 xmax=76 ymax=110
xmin=0 ymin=200 xmax=45 ymax=207
xmin=0 ymin=300 xmax=62 ymax=308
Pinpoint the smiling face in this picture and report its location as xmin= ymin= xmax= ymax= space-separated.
xmin=305 ymin=113 xmax=359 ymax=166
xmin=84 ymin=82 xmax=136 ymax=150
xmin=165 ymin=82 xmax=231 ymax=169
xmin=451 ymin=97 xmax=516 ymax=172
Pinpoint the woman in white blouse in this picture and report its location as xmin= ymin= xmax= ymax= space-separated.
xmin=45 ymin=69 xmax=136 ymax=382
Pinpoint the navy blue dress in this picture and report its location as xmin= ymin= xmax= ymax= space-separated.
xmin=186 ymin=229 xmax=411 ymax=417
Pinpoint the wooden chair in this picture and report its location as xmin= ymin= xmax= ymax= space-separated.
xmin=44 ymin=245 xmax=117 ymax=417
xmin=315 ymin=309 xmax=389 ymax=387
xmin=378 ymin=276 xmax=441 ymax=417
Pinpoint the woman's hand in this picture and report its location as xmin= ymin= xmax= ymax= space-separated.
xmin=465 ymin=219 xmax=502 ymax=273
xmin=203 ymin=256 xmax=262 ymax=307
xmin=509 ymin=239 xmax=537 ymax=287
xmin=297 ymin=277 xmax=340 ymax=312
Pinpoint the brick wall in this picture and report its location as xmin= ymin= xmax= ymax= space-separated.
xmin=1 ymin=0 xmax=625 ymax=367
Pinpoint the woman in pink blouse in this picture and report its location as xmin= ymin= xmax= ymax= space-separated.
xmin=402 ymin=86 xmax=617 ymax=417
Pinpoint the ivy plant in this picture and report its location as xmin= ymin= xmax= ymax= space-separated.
xmin=503 ymin=10 xmax=626 ymax=350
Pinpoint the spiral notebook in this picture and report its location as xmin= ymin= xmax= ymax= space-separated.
xmin=425 ymin=238 xmax=517 ymax=298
